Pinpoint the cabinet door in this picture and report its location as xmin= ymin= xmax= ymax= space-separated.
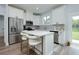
xmin=58 ymin=31 xmax=65 ymax=45
xmin=43 ymin=33 xmax=54 ymax=55
xmin=16 ymin=9 xmax=24 ymax=19
xmin=8 ymin=6 xmax=16 ymax=18
xmin=52 ymin=6 xmax=65 ymax=24
xmin=33 ymin=16 xmax=40 ymax=25
xmin=8 ymin=6 xmax=24 ymax=19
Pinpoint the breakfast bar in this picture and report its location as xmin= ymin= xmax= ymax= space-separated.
xmin=21 ymin=30 xmax=54 ymax=55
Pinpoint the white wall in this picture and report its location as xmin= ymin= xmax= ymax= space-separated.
xmin=0 ymin=4 xmax=9 ymax=46
xmin=4 ymin=5 xmax=9 ymax=46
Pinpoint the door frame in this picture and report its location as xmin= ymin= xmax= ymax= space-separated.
xmin=68 ymin=12 xmax=79 ymax=42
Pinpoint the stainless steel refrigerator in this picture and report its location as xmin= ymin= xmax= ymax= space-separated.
xmin=8 ymin=17 xmax=23 ymax=45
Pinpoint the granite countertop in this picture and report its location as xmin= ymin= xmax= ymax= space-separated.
xmin=21 ymin=30 xmax=53 ymax=37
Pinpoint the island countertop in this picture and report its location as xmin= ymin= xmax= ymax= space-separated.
xmin=21 ymin=30 xmax=53 ymax=37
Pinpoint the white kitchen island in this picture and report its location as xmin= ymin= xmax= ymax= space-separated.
xmin=21 ymin=30 xmax=54 ymax=55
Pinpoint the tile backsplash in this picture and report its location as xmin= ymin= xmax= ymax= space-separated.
xmin=24 ymin=24 xmax=65 ymax=31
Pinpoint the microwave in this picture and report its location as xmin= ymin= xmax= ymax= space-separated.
xmin=26 ymin=21 xmax=33 ymax=26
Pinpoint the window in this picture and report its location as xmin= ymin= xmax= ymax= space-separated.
xmin=43 ymin=16 xmax=50 ymax=21
xmin=47 ymin=16 xmax=50 ymax=19
xmin=43 ymin=16 xmax=50 ymax=24
xmin=43 ymin=17 xmax=47 ymax=21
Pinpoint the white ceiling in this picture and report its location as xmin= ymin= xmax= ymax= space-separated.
xmin=10 ymin=4 xmax=63 ymax=14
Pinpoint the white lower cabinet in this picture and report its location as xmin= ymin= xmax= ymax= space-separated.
xmin=33 ymin=15 xmax=40 ymax=25
xmin=58 ymin=31 xmax=65 ymax=45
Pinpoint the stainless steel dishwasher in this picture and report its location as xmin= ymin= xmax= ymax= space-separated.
xmin=50 ymin=31 xmax=59 ymax=44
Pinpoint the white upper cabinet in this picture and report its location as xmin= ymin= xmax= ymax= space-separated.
xmin=33 ymin=15 xmax=40 ymax=25
xmin=52 ymin=6 xmax=66 ymax=24
xmin=23 ymin=10 xmax=41 ymax=25
xmin=8 ymin=6 xmax=24 ymax=19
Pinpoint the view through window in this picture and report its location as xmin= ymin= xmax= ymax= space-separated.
xmin=72 ymin=16 xmax=79 ymax=41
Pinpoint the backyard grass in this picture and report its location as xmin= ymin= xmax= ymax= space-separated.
xmin=72 ymin=32 xmax=79 ymax=40
xmin=72 ymin=19 xmax=79 ymax=40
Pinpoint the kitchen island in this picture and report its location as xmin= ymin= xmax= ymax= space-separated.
xmin=21 ymin=30 xmax=54 ymax=55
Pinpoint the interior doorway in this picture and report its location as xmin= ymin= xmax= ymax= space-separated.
xmin=0 ymin=15 xmax=5 ymax=48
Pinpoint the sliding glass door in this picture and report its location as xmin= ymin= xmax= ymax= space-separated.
xmin=72 ymin=16 xmax=79 ymax=41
